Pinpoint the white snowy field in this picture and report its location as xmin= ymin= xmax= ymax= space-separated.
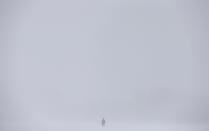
xmin=1 ymin=122 xmax=209 ymax=131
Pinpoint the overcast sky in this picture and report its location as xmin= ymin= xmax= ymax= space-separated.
xmin=1 ymin=0 xmax=209 ymax=128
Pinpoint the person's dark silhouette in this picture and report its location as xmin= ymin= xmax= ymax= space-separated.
xmin=101 ymin=118 xmax=106 ymax=127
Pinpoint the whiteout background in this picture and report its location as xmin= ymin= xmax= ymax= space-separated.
xmin=0 ymin=0 xmax=209 ymax=131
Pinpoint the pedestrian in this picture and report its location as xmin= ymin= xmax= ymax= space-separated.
xmin=102 ymin=118 xmax=106 ymax=127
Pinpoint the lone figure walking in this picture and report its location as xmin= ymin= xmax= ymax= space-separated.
xmin=101 ymin=118 xmax=106 ymax=127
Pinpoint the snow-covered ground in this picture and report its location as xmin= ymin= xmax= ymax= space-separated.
xmin=1 ymin=122 xmax=209 ymax=131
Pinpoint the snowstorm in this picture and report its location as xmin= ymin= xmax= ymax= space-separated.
xmin=0 ymin=0 xmax=209 ymax=131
